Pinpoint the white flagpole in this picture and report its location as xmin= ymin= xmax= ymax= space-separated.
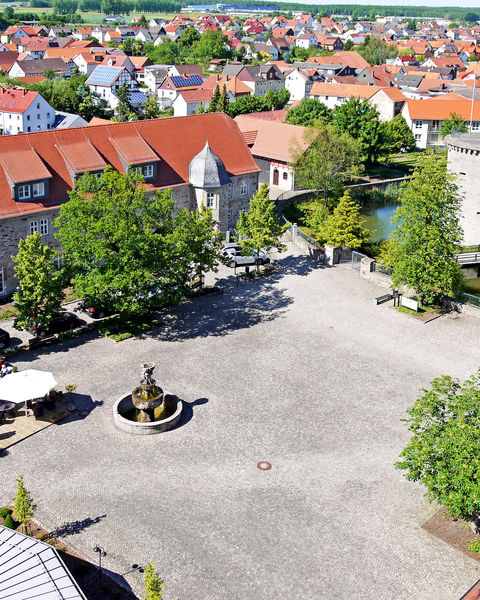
xmin=470 ymin=67 xmax=476 ymax=131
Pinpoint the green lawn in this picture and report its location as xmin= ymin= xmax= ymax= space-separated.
xmin=12 ymin=7 xmax=183 ymax=24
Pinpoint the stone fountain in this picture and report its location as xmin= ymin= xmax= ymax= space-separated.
xmin=132 ymin=363 xmax=163 ymax=423
xmin=113 ymin=363 xmax=183 ymax=435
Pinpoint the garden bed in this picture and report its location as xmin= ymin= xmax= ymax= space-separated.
xmin=0 ymin=507 xmax=137 ymax=599
xmin=422 ymin=507 xmax=480 ymax=564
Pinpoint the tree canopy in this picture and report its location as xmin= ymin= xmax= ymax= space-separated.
xmin=319 ymin=191 xmax=370 ymax=248
xmin=381 ymin=114 xmax=417 ymax=154
xmin=332 ymin=97 xmax=384 ymax=163
xmin=12 ymin=232 xmax=64 ymax=333
xmin=55 ymin=167 xmax=222 ymax=315
xmin=440 ymin=112 xmax=468 ymax=138
xmin=390 ymin=154 xmax=463 ymax=304
xmin=291 ymin=122 xmax=363 ymax=209
xmin=286 ymin=98 xmax=331 ymax=126
xmin=235 ymin=183 xmax=285 ymax=269
xmin=396 ymin=369 xmax=480 ymax=521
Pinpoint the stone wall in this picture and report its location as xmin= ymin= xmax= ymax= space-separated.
xmin=0 ymin=209 xmax=60 ymax=298
xmin=447 ymin=139 xmax=480 ymax=245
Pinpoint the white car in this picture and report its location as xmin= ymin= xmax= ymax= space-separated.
xmin=220 ymin=243 xmax=269 ymax=267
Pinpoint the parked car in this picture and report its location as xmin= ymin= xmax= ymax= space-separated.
xmin=220 ymin=243 xmax=269 ymax=267
xmin=0 ymin=328 xmax=10 ymax=349
xmin=32 ymin=312 xmax=83 ymax=338
xmin=81 ymin=302 xmax=116 ymax=319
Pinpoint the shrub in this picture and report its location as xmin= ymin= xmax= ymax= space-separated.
xmin=468 ymin=537 xmax=480 ymax=555
xmin=3 ymin=514 xmax=15 ymax=529
xmin=38 ymin=532 xmax=48 ymax=541
xmin=0 ymin=507 xmax=12 ymax=519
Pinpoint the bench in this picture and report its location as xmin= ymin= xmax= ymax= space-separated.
xmin=374 ymin=293 xmax=393 ymax=305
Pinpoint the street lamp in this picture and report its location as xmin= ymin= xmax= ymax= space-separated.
xmin=93 ymin=545 xmax=107 ymax=586
xmin=132 ymin=564 xmax=144 ymax=574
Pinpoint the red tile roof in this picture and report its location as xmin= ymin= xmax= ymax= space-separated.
xmin=0 ymin=87 xmax=39 ymax=114
xmin=0 ymin=114 xmax=259 ymax=219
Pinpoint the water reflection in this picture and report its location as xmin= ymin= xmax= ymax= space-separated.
xmin=361 ymin=202 xmax=400 ymax=242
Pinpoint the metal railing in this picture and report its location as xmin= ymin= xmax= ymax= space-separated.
xmin=464 ymin=293 xmax=480 ymax=308
xmin=372 ymin=262 xmax=394 ymax=276
xmin=454 ymin=252 xmax=480 ymax=265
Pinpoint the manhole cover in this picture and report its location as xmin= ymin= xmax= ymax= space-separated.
xmin=257 ymin=461 xmax=272 ymax=471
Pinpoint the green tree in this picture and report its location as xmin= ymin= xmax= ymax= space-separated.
xmin=291 ymin=122 xmax=363 ymax=209
xmin=235 ymin=183 xmax=285 ymax=270
xmin=381 ymin=114 xmax=417 ymax=153
xmin=208 ymin=84 xmax=220 ymax=112
xmin=333 ymin=97 xmax=383 ymax=163
xmin=115 ymin=82 xmax=136 ymax=121
xmin=55 ymin=168 xmax=219 ymax=315
xmin=52 ymin=0 xmax=78 ymax=14
xmin=143 ymin=94 xmax=161 ymax=119
xmin=465 ymin=11 xmax=480 ymax=22
xmin=358 ymin=34 xmax=397 ymax=65
xmin=286 ymin=97 xmax=331 ymax=126
xmin=226 ymin=94 xmax=265 ymax=117
xmin=172 ymin=205 xmax=223 ymax=285
xmin=217 ymin=84 xmax=228 ymax=113
xmin=319 ymin=191 xmax=370 ymax=248
xmin=12 ymin=232 xmax=64 ymax=333
xmin=192 ymin=30 xmax=231 ymax=61
xmin=274 ymin=87 xmax=290 ymax=109
xmin=391 ymin=155 xmax=463 ymax=305
xmin=13 ymin=475 xmax=37 ymax=535
xmin=440 ymin=112 xmax=468 ymax=138
xmin=144 ymin=39 xmax=179 ymax=65
xmin=343 ymin=39 xmax=354 ymax=51
xmin=144 ymin=562 xmax=163 ymax=600
xmin=177 ymin=25 xmax=200 ymax=50
xmin=396 ymin=369 xmax=480 ymax=521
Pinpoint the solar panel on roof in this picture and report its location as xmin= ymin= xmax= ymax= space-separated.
xmin=86 ymin=65 xmax=122 ymax=86
xmin=170 ymin=74 xmax=203 ymax=88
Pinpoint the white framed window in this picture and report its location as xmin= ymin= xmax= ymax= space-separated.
xmin=29 ymin=220 xmax=38 ymax=235
xmin=415 ymin=133 xmax=421 ymax=141
xmin=0 ymin=267 xmax=4 ymax=294
xmin=40 ymin=218 xmax=48 ymax=236
xmin=228 ymin=184 xmax=232 ymax=198
xmin=472 ymin=121 xmax=480 ymax=131
xmin=32 ymin=182 xmax=44 ymax=197
xmin=206 ymin=192 xmax=215 ymax=208
xmin=143 ymin=164 xmax=154 ymax=178
xmin=415 ymin=120 xmax=422 ymax=128
xmin=18 ymin=184 xmax=30 ymax=200
xmin=240 ymin=182 xmax=247 ymax=195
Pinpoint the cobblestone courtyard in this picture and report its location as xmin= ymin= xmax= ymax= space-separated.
xmin=1 ymin=246 xmax=480 ymax=599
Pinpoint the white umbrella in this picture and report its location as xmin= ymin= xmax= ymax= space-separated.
xmin=0 ymin=370 xmax=57 ymax=417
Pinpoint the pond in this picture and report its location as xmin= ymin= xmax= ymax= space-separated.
xmin=360 ymin=201 xmax=400 ymax=243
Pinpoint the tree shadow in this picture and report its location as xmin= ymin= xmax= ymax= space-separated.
xmin=170 ymin=397 xmax=208 ymax=431
xmin=50 ymin=514 xmax=107 ymax=538
xmin=149 ymin=276 xmax=293 ymax=342
xmin=63 ymin=393 xmax=103 ymax=423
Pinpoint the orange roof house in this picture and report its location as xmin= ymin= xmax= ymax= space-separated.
xmin=0 ymin=114 xmax=259 ymax=221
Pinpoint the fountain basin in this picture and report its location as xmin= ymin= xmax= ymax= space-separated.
xmin=113 ymin=393 xmax=182 ymax=435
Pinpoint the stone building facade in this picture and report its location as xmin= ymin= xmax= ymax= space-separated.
xmin=446 ymin=132 xmax=480 ymax=246
xmin=0 ymin=113 xmax=260 ymax=297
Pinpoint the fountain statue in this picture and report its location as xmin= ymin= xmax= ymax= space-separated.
xmin=132 ymin=362 xmax=164 ymax=423
xmin=113 ymin=362 xmax=183 ymax=434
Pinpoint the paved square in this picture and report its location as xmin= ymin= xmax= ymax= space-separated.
xmin=1 ymin=245 xmax=480 ymax=599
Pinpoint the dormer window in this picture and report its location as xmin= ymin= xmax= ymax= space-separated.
xmin=18 ymin=184 xmax=30 ymax=200
xmin=33 ymin=182 xmax=44 ymax=197
xmin=143 ymin=164 xmax=154 ymax=178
